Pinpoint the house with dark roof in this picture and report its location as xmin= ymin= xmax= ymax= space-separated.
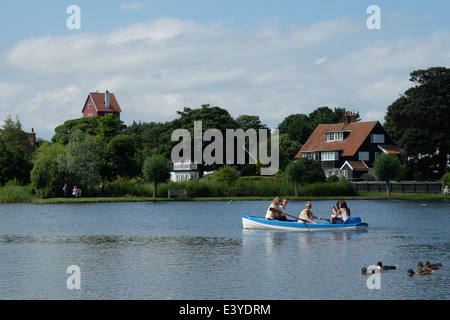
xmin=294 ymin=111 xmax=403 ymax=180
xmin=81 ymin=90 xmax=122 ymax=119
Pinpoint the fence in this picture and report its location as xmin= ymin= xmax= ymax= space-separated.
xmin=353 ymin=181 xmax=443 ymax=194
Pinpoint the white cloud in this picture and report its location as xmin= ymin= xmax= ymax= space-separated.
xmin=1 ymin=17 xmax=450 ymax=140
xmin=314 ymin=57 xmax=327 ymax=65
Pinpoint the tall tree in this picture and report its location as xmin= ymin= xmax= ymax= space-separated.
xmin=0 ymin=115 xmax=34 ymax=184
xmin=52 ymin=117 xmax=100 ymax=145
xmin=142 ymin=155 xmax=171 ymax=198
xmin=373 ymin=154 xmax=402 ymax=196
xmin=30 ymin=142 xmax=65 ymax=198
xmin=384 ymin=67 xmax=450 ymax=179
xmin=277 ymin=114 xmax=312 ymax=145
xmin=57 ymin=130 xmax=102 ymax=189
xmin=285 ymin=158 xmax=326 ymax=196
xmin=235 ymin=115 xmax=269 ymax=131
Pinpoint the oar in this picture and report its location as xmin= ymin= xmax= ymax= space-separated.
xmin=283 ymin=212 xmax=330 ymax=223
xmin=282 ymin=212 xmax=311 ymax=223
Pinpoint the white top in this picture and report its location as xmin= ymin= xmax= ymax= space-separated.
xmin=341 ymin=209 xmax=350 ymax=221
xmin=265 ymin=204 xmax=280 ymax=219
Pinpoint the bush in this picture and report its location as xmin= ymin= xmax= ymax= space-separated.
xmin=442 ymin=172 xmax=450 ymax=187
xmin=300 ymin=181 xmax=357 ymax=197
xmin=0 ymin=180 xmax=33 ymax=203
xmin=105 ymin=177 xmax=153 ymax=197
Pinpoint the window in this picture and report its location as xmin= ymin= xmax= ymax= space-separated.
xmin=371 ymin=134 xmax=385 ymax=143
xmin=303 ymin=152 xmax=319 ymax=161
xmin=326 ymin=132 xmax=344 ymax=142
xmin=88 ymin=104 xmax=93 ymax=109
xmin=325 ymin=169 xmax=340 ymax=177
xmin=359 ymin=151 xmax=369 ymax=161
xmin=322 ymin=151 xmax=338 ymax=161
xmin=87 ymin=113 xmax=93 ymax=117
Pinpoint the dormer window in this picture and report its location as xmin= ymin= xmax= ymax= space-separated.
xmin=326 ymin=132 xmax=344 ymax=142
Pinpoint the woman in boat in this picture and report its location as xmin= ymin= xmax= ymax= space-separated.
xmin=265 ymin=196 xmax=287 ymax=220
xmin=330 ymin=200 xmax=350 ymax=224
xmin=279 ymin=198 xmax=288 ymax=214
xmin=298 ymin=202 xmax=321 ymax=224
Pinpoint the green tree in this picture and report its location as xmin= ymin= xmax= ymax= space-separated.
xmin=286 ymin=158 xmax=326 ymax=196
xmin=235 ymin=115 xmax=269 ymax=131
xmin=142 ymin=155 xmax=171 ymax=198
xmin=277 ymin=114 xmax=312 ymax=145
xmin=0 ymin=115 xmax=34 ymax=184
xmin=214 ymin=165 xmax=238 ymax=185
xmin=373 ymin=153 xmax=402 ymax=196
xmin=103 ymin=133 xmax=140 ymax=179
xmin=52 ymin=117 xmax=100 ymax=145
xmin=30 ymin=142 xmax=65 ymax=197
xmin=441 ymin=172 xmax=450 ymax=188
xmin=96 ymin=114 xmax=126 ymax=142
xmin=278 ymin=133 xmax=302 ymax=171
xmin=57 ymin=130 xmax=102 ymax=189
xmin=384 ymin=67 xmax=450 ymax=179
xmin=126 ymin=120 xmax=173 ymax=158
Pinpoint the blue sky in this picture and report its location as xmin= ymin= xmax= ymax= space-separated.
xmin=1 ymin=1 xmax=449 ymax=140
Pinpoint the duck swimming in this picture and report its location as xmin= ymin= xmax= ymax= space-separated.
xmin=416 ymin=261 xmax=441 ymax=270
xmin=406 ymin=268 xmax=433 ymax=276
xmin=376 ymin=261 xmax=397 ymax=270
xmin=425 ymin=261 xmax=442 ymax=269
xmin=361 ymin=266 xmax=380 ymax=274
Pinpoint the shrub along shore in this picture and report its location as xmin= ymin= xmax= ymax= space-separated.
xmin=0 ymin=178 xmax=447 ymax=204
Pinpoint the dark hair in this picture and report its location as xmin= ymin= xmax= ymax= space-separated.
xmin=338 ymin=200 xmax=350 ymax=216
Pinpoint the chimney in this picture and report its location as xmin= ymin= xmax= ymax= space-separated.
xmin=344 ymin=111 xmax=356 ymax=126
xmin=28 ymin=128 xmax=36 ymax=150
xmin=105 ymin=90 xmax=110 ymax=108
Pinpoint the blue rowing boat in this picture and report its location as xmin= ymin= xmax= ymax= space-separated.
xmin=242 ymin=213 xmax=368 ymax=231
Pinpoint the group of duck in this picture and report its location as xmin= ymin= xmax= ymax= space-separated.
xmin=360 ymin=261 xmax=443 ymax=276
xmin=406 ymin=261 xmax=443 ymax=276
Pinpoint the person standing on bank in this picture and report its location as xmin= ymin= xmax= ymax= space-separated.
xmin=63 ymin=183 xmax=68 ymax=198
xmin=100 ymin=181 xmax=105 ymax=197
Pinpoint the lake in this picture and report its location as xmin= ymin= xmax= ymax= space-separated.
xmin=0 ymin=200 xmax=448 ymax=300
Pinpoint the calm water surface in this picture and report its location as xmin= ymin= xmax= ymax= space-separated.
xmin=0 ymin=200 xmax=448 ymax=300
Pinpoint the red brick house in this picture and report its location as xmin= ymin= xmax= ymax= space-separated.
xmin=81 ymin=90 xmax=122 ymax=118
xmin=294 ymin=111 xmax=403 ymax=180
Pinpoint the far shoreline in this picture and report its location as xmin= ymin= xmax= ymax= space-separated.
xmin=30 ymin=193 xmax=449 ymax=204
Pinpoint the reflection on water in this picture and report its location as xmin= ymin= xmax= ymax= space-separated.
xmin=0 ymin=200 xmax=449 ymax=300
xmin=0 ymin=234 xmax=241 ymax=248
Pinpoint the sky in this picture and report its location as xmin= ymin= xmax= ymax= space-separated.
xmin=1 ymin=1 xmax=449 ymax=141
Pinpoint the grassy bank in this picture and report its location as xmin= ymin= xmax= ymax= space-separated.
xmin=1 ymin=178 xmax=448 ymax=204
xmin=34 ymin=193 xmax=449 ymax=204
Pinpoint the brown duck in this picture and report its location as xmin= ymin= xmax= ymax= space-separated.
xmin=406 ymin=268 xmax=433 ymax=276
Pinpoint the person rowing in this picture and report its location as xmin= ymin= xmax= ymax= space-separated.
xmin=298 ymin=202 xmax=322 ymax=224
xmin=265 ymin=196 xmax=288 ymax=221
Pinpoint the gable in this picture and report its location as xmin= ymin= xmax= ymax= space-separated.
xmin=340 ymin=160 xmax=369 ymax=171
xmin=296 ymin=121 xmax=379 ymax=158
